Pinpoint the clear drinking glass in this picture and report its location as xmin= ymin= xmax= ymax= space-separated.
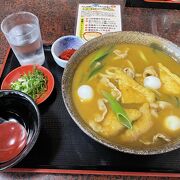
xmin=1 ymin=12 xmax=45 ymax=65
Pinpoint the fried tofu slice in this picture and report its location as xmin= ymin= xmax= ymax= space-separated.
xmin=89 ymin=110 xmax=125 ymax=138
xmin=120 ymin=103 xmax=153 ymax=142
xmin=89 ymin=108 xmax=141 ymax=138
xmin=158 ymin=63 xmax=180 ymax=95
xmin=125 ymin=109 xmax=142 ymax=121
xmin=100 ymin=108 xmax=141 ymax=137
xmin=100 ymin=111 xmax=124 ymax=137
xmin=135 ymin=75 xmax=144 ymax=85
xmin=117 ymin=69 xmax=155 ymax=103
xmin=119 ymin=84 xmax=147 ymax=104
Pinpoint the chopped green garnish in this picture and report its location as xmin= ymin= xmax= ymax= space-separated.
xmin=11 ymin=67 xmax=47 ymax=100
xmin=88 ymin=63 xmax=103 ymax=79
xmin=87 ymin=46 xmax=114 ymax=80
xmin=102 ymin=91 xmax=132 ymax=129
xmin=138 ymin=50 xmax=148 ymax=64
xmin=150 ymin=43 xmax=163 ymax=52
xmin=175 ymin=97 xmax=180 ymax=107
xmin=90 ymin=52 xmax=109 ymax=68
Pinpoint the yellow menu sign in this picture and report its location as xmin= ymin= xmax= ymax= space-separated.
xmin=76 ymin=3 xmax=122 ymax=41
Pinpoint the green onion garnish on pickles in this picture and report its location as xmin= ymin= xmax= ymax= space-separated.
xmin=102 ymin=91 xmax=132 ymax=129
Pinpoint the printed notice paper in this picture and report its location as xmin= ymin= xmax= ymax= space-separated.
xmin=76 ymin=3 xmax=122 ymax=41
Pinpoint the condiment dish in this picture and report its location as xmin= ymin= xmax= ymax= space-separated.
xmin=51 ymin=35 xmax=85 ymax=68
xmin=1 ymin=65 xmax=54 ymax=104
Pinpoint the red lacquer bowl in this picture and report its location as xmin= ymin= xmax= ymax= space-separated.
xmin=1 ymin=65 xmax=54 ymax=104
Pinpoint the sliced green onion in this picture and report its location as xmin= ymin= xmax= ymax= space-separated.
xmin=139 ymin=50 xmax=148 ymax=63
xmin=102 ymin=91 xmax=132 ymax=129
xmin=88 ymin=63 xmax=103 ymax=80
xmin=150 ymin=43 xmax=163 ymax=52
xmin=175 ymin=96 xmax=180 ymax=107
xmin=90 ymin=52 xmax=109 ymax=68
xmin=87 ymin=46 xmax=114 ymax=80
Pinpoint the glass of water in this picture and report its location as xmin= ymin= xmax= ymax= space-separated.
xmin=1 ymin=12 xmax=45 ymax=65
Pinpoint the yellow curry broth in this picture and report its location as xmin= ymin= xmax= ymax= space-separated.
xmin=72 ymin=43 xmax=180 ymax=149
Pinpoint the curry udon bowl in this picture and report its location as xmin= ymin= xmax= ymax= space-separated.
xmin=62 ymin=31 xmax=180 ymax=155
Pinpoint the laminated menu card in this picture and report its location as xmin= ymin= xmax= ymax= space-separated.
xmin=76 ymin=3 xmax=122 ymax=41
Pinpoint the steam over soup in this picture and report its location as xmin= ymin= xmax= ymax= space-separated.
xmin=72 ymin=43 xmax=180 ymax=149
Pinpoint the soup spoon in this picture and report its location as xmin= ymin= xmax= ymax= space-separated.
xmin=0 ymin=118 xmax=28 ymax=163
